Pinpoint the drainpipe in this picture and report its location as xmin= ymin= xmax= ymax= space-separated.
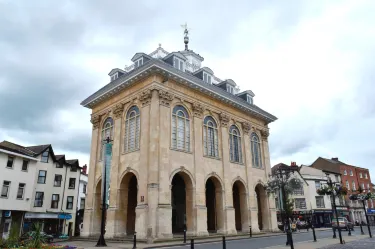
xmin=59 ymin=164 xmax=68 ymax=235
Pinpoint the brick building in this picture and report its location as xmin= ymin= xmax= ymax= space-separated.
xmin=311 ymin=157 xmax=372 ymax=223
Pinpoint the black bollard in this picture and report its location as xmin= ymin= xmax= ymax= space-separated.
xmin=184 ymin=229 xmax=186 ymax=243
xmin=249 ymin=226 xmax=252 ymax=238
xmin=360 ymin=224 xmax=365 ymax=235
xmin=190 ymin=239 xmax=194 ymax=249
xmin=133 ymin=232 xmax=137 ymax=249
xmin=348 ymin=227 xmax=351 ymax=236
xmin=332 ymin=227 xmax=336 ymax=239
xmin=312 ymin=226 xmax=317 ymax=242
xmin=222 ymin=236 xmax=226 ymax=249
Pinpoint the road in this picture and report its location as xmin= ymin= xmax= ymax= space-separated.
xmin=149 ymin=228 xmax=375 ymax=249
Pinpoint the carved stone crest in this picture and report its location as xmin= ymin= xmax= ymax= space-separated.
xmin=139 ymin=89 xmax=152 ymax=107
xmin=192 ymin=102 xmax=205 ymax=118
xmin=219 ymin=113 xmax=230 ymax=127
xmin=260 ymin=129 xmax=269 ymax=140
xmin=242 ymin=122 xmax=251 ymax=135
xmin=112 ymin=103 xmax=124 ymax=119
xmin=90 ymin=115 xmax=100 ymax=129
xmin=159 ymin=90 xmax=174 ymax=107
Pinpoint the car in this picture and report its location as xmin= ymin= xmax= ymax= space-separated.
xmin=20 ymin=231 xmax=54 ymax=243
xmin=331 ymin=217 xmax=354 ymax=231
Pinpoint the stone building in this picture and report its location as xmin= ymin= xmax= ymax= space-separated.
xmin=80 ymin=31 xmax=278 ymax=240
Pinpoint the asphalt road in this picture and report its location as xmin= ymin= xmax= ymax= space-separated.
xmin=150 ymin=228 xmax=375 ymax=249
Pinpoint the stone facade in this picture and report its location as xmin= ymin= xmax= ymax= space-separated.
xmin=82 ymin=73 xmax=278 ymax=240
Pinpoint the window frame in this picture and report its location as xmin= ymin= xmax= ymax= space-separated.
xmin=37 ymin=170 xmax=47 ymax=184
xmin=66 ymin=196 xmax=74 ymax=210
xmin=68 ymin=178 xmax=76 ymax=189
xmin=124 ymin=106 xmax=141 ymax=153
xmin=51 ymin=194 xmax=59 ymax=209
xmin=349 ymin=170 xmax=353 ymax=176
xmin=246 ymin=94 xmax=253 ymax=104
xmin=365 ymin=173 xmax=368 ymax=179
xmin=82 ymin=184 xmax=87 ymax=194
xmin=16 ymin=183 xmax=25 ymax=199
xmin=171 ymin=105 xmax=190 ymax=152
xmin=110 ymin=73 xmax=118 ymax=81
xmin=203 ymin=116 xmax=219 ymax=158
xmin=6 ymin=156 xmax=14 ymax=169
xmin=100 ymin=118 xmax=114 ymax=161
xmin=343 ymin=169 xmax=347 ymax=175
xmin=41 ymin=148 xmax=49 ymax=163
xmin=21 ymin=160 xmax=29 ymax=171
xmin=135 ymin=58 xmax=143 ymax=68
xmin=315 ymin=181 xmax=321 ymax=190
xmin=34 ymin=191 xmax=44 ymax=207
xmin=294 ymin=198 xmax=307 ymax=209
xmin=226 ymin=85 xmax=234 ymax=94
xmin=1 ymin=181 xmax=11 ymax=198
xmin=352 ymin=181 xmax=356 ymax=191
xmin=250 ymin=132 xmax=262 ymax=168
xmin=360 ymin=172 xmax=363 ymax=178
xmin=54 ymin=174 xmax=62 ymax=187
xmin=80 ymin=198 xmax=85 ymax=210
xmin=203 ymin=72 xmax=212 ymax=84
xmin=70 ymin=166 xmax=77 ymax=172
xmin=173 ymin=57 xmax=185 ymax=71
xmin=229 ymin=125 xmax=242 ymax=164
xmin=315 ymin=196 xmax=325 ymax=208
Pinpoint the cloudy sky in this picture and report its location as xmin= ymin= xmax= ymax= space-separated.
xmin=1 ymin=0 xmax=374 ymax=179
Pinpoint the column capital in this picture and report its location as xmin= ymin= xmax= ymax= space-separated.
xmin=90 ymin=115 xmax=100 ymax=130
xmin=219 ymin=112 xmax=230 ymax=127
xmin=112 ymin=103 xmax=124 ymax=119
xmin=159 ymin=89 xmax=174 ymax=107
xmin=139 ymin=89 xmax=152 ymax=107
xmin=242 ymin=122 xmax=251 ymax=135
xmin=260 ymin=129 xmax=269 ymax=141
xmin=192 ymin=102 xmax=205 ymax=118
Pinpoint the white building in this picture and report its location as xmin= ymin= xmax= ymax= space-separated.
xmin=0 ymin=141 xmax=81 ymax=238
xmin=75 ymin=165 xmax=88 ymax=236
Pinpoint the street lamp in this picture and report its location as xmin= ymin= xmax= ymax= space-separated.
xmin=349 ymin=189 xmax=374 ymax=238
xmin=96 ymin=137 xmax=112 ymax=247
xmin=325 ymin=174 xmax=343 ymax=244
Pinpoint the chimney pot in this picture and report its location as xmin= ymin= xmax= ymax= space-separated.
xmin=332 ymin=157 xmax=338 ymax=161
xmin=82 ymin=164 xmax=87 ymax=174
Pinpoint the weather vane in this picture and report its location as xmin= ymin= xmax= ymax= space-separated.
xmin=181 ymin=22 xmax=191 ymax=51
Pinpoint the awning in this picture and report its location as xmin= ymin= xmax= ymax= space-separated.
xmin=25 ymin=213 xmax=59 ymax=219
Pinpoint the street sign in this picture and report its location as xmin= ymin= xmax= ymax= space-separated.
xmin=58 ymin=214 xmax=72 ymax=220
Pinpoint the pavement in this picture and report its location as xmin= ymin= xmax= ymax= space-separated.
xmin=58 ymin=227 xmax=375 ymax=249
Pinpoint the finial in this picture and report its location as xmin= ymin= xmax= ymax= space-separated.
xmin=181 ymin=22 xmax=190 ymax=51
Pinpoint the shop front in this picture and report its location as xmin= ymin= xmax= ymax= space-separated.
xmin=367 ymin=208 xmax=375 ymax=226
xmin=23 ymin=212 xmax=73 ymax=236
xmin=313 ymin=209 xmax=332 ymax=228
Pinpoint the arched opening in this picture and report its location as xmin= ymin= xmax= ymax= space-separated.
xmin=233 ymin=180 xmax=248 ymax=232
xmin=93 ymin=179 xmax=102 ymax=235
xmin=206 ymin=176 xmax=224 ymax=233
xmin=171 ymin=172 xmax=194 ymax=235
xmin=255 ymin=184 xmax=268 ymax=231
xmin=119 ymin=172 xmax=138 ymax=235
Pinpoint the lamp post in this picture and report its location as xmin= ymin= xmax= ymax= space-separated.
xmin=360 ymin=199 xmax=372 ymax=238
xmin=96 ymin=137 xmax=112 ymax=247
xmin=326 ymin=174 xmax=343 ymax=245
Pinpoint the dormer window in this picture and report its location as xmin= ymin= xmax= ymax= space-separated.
xmin=247 ymin=95 xmax=253 ymax=104
xmin=173 ymin=57 xmax=184 ymax=71
xmin=111 ymin=73 xmax=118 ymax=81
xmin=203 ymin=72 xmax=212 ymax=84
xmin=226 ymin=85 xmax=234 ymax=94
xmin=135 ymin=58 xmax=143 ymax=68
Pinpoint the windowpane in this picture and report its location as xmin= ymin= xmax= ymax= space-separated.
xmin=41 ymin=149 xmax=49 ymax=163
xmin=38 ymin=170 xmax=47 ymax=184
xmin=51 ymin=194 xmax=59 ymax=209
xmin=22 ymin=160 xmax=28 ymax=171
xmin=295 ymin=198 xmax=306 ymax=209
xmin=80 ymin=198 xmax=85 ymax=209
xmin=54 ymin=175 xmax=62 ymax=187
xmin=315 ymin=196 xmax=325 ymax=208
xmin=229 ymin=126 xmax=242 ymax=163
xmin=251 ymin=133 xmax=262 ymax=168
xmin=17 ymin=183 xmax=25 ymax=199
xmin=69 ymin=178 xmax=76 ymax=189
xmin=67 ymin=196 xmax=74 ymax=209
xmin=172 ymin=106 xmax=190 ymax=152
xmin=100 ymin=118 xmax=114 ymax=161
xmin=6 ymin=156 xmax=14 ymax=168
xmin=34 ymin=192 xmax=44 ymax=207
xmin=1 ymin=181 xmax=10 ymax=197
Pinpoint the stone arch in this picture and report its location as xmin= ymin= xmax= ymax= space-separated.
xmin=170 ymin=169 xmax=195 ymax=235
xmin=169 ymin=167 xmax=195 ymax=188
xmin=255 ymin=183 xmax=270 ymax=231
xmin=123 ymin=103 xmax=141 ymax=119
xmin=171 ymin=101 xmax=193 ymax=118
xmin=232 ymin=179 xmax=249 ymax=232
xmin=205 ymin=174 xmax=225 ymax=233
xmin=204 ymin=172 xmax=224 ymax=190
xmin=231 ymin=176 xmax=248 ymax=194
xmin=119 ymin=167 xmax=140 ymax=188
xmin=118 ymin=172 xmax=138 ymax=235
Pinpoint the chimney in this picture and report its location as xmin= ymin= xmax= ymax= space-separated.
xmin=332 ymin=157 xmax=339 ymax=161
xmin=291 ymin=162 xmax=297 ymax=167
xmin=82 ymin=164 xmax=87 ymax=174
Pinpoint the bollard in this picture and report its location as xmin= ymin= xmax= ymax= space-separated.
xmin=360 ymin=224 xmax=365 ymax=235
xmin=249 ymin=226 xmax=252 ymax=238
xmin=184 ymin=229 xmax=186 ymax=243
xmin=332 ymin=227 xmax=336 ymax=239
xmin=133 ymin=232 xmax=137 ymax=249
xmin=190 ymin=239 xmax=194 ymax=249
xmin=222 ymin=236 xmax=226 ymax=249
xmin=348 ymin=227 xmax=351 ymax=236
xmin=312 ymin=226 xmax=317 ymax=242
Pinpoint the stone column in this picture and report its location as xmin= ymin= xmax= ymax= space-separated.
xmin=147 ymin=89 xmax=160 ymax=241
xmin=82 ymin=114 xmax=100 ymax=237
xmin=189 ymin=103 xmax=206 ymax=236
xmin=156 ymin=89 xmax=174 ymax=239
xmin=106 ymin=104 xmax=124 ymax=238
xmin=249 ymin=191 xmax=260 ymax=233
xmin=242 ymin=122 xmax=252 ymax=233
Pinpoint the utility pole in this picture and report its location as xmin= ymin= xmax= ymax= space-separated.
xmin=326 ymin=175 xmax=343 ymax=244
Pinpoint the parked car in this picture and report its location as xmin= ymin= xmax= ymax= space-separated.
xmin=20 ymin=231 xmax=54 ymax=243
xmin=332 ymin=217 xmax=354 ymax=231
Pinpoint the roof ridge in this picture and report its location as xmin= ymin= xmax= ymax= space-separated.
xmin=1 ymin=140 xmax=36 ymax=155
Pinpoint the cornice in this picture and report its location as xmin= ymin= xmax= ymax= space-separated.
xmin=90 ymin=115 xmax=100 ymax=130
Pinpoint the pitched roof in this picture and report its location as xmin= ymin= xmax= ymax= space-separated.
xmin=26 ymin=144 xmax=51 ymax=155
xmin=0 ymin=140 xmax=36 ymax=157
xmin=55 ymin=154 xmax=65 ymax=161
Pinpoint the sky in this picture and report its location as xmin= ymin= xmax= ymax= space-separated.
xmin=0 ymin=0 xmax=374 ymax=179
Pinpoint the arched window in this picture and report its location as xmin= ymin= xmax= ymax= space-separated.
xmin=251 ymin=133 xmax=262 ymax=168
xmin=124 ymin=106 xmax=140 ymax=152
xmin=203 ymin=116 xmax=218 ymax=157
xmin=346 ymin=180 xmax=350 ymax=189
xmin=172 ymin=105 xmax=190 ymax=151
xmin=100 ymin=117 xmax=113 ymax=161
xmin=352 ymin=181 xmax=356 ymax=191
xmin=229 ymin=125 xmax=242 ymax=163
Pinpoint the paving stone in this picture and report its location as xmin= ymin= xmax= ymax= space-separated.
xmin=319 ymin=238 xmax=375 ymax=249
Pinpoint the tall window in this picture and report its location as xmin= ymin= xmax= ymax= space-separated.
xmin=343 ymin=170 xmax=347 ymax=175
xmin=229 ymin=125 xmax=242 ymax=163
xmin=360 ymin=172 xmax=363 ymax=178
xmin=365 ymin=173 xmax=368 ymax=179
xmin=17 ymin=183 xmax=25 ymax=199
xmin=56 ymin=161 xmax=63 ymax=168
xmin=34 ymin=192 xmax=44 ymax=207
xmin=41 ymin=148 xmax=49 ymax=163
xmin=367 ymin=183 xmax=370 ymax=192
xmin=54 ymin=175 xmax=62 ymax=187
xmin=173 ymin=57 xmax=184 ymax=71
xmin=315 ymin=181 xmax=321 ymax=190
xmin=251 ymin=133 xmax=262 ymax=168
xmin=361 ymin=183 xmax=365 ymax=191
xmin=22 ymin=160 xmax=29 ymax=171
xmin=352 ymin=181 xmax=356 ymax=191
xmin=124 ymin=106 xmax=140 ymax=152
xmin=80 ymin=198 xmax=85 ymax=210
xmin=6 ymin=156 xmax=14 ymax=168
xmin=68 ymin=178 xmax=76 ymax=189
xmin=51 ymin=194 xmax=59 ymax=209
xmin=70 ymin=166 xmax=77 ymax=172
xmin=172 ymin=105 xmax=190 ymax=151
xmin=335 ymin=175 xmax=339 ymax=182
xmin=83 ymin=184 xmax=87 ymax=194
xmin=100 ymin=118 xmax=114 ymax=161
xmin=315 ymin=196 xmax=325 ymax=208
xmin=37 ymin=170 xmax=47 ymax=184
xmin=349 ymin=170 xmax=353 ymax=176
xmin=346 ymin=180 xmax=350 ymax=189
xmin=295 ymin=198 xmax=307 ymax=209
xmin=203 ymin=72 xmax=212 ymax=84
xmin=1 ymin=181 xmax=10 ymax=198
xmin=66 ymin=196 xmax=74 ymax=209
xmin=275 ymin=197 xmax=279 ymax=209
xmin=203 ymin=116 xmax=218 ymax=157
